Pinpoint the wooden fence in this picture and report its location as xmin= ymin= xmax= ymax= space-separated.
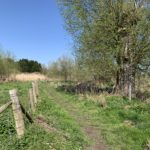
xmin=0 ymin=81 xmax=39 ymax=138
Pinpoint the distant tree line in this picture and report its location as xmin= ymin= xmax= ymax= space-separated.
xmin=18 ymin=59 xmax=42 ymax=73
xmin=0 ymin=50 xmax=43 ymax=81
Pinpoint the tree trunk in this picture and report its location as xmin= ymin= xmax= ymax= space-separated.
xmin=123 ymin=55 xmax=136 ymax=98
xmin=114 ymin=70 xmax=120 ymax=94
xmin=115 ymin=38 xmax=136 ymax=100
xmin=115 ymin=63 xmax=136 ymax=99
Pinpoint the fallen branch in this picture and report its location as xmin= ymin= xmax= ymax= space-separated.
xmin=0 ymin=101 xmax=12 ymax=114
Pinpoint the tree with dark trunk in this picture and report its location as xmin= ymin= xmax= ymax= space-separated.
xmin=58 ymin=0 xmax=150 ymax=100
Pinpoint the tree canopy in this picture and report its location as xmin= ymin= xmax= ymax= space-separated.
xmin=58 ymin=0 xmax=150 ymax=98
xmin=18 ymin=59 xmax=42 ymax=73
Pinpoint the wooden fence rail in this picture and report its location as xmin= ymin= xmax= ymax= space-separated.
xmin=0 ymin=101 xmax=12 ymax=113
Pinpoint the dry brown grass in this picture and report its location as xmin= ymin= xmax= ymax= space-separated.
xmin=137 ymin=75 xmax=150 ymax=92
xmin=147 ymin=140 xmax=150 ymax=150
xmin=123 ymin=120 xmax=134 ymax=127
xmin=84 ymin=93 xmax=107 ymax=107
xmin=10 ymin=73 xmax=49 ymax=81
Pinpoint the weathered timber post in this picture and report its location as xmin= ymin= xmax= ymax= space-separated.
xmin=29 ymin=88 xmax=35 ymax=112
xmin=129 ymin=83 xmax=132 ymax=102
xmin=9 ymin=89 xmax=25 ymax=138
xmin=32 ymin=82 xmax=37 ymax=104
xmin=35 ymin=81 xmax=39 ymax=97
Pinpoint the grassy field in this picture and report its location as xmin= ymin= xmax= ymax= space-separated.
xmin=48 ymin=82 xmax=150 ymax=150
xmin=59 ymin=94 xmax=150 ymax=150
xmin=0 ymin=81 xmax=150 ymax=150
xmin=0 ymin=82 xmax=86 ymax=150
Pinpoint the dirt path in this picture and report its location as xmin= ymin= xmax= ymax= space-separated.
xmin=48 ymin=87 xmax=107 ymax=150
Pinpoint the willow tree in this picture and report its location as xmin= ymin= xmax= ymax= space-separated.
xmin=58 ymin=0 xmax=150 ymax=99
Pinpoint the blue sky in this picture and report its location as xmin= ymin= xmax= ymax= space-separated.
xmin=0 ymin=0 xmax=72 ymax=65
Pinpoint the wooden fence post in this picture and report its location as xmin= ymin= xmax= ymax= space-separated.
xmin=35 ymin=81 xmax=39 ymax=97
xmin=32 ymin=82 xmax=37 ymax=104
xmin=9 ymin=89 xmax=25 ymax=138
xmin=29 ymin=88 xmax=35 ymax=112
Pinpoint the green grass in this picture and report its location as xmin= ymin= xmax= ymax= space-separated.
xmin=96 ymin=97 xmax=150 ymax=150
xmin=51 ymin=83 xmax=150 ymax=150
xmin=0 ymin=81 xmax=150 ymax=150
xmin=0 ymin=82 xmax=86 ymax=150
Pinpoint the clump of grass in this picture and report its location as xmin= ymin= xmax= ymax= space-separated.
xmin=84 ymin=93 xmax=107 ymax=107
xmin=145 ymin=98 xmax=150 ymax=104
xmin=97 ymin=94 xmax=107 ymax=107
xmin=146 ymin=140 xmax=150 ymax=150
xmin=123 ymin=120 xmax=135 ymax=127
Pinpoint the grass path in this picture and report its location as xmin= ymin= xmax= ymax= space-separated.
xmin=47 ymin=84 xmax=107 ymax=150
xmin=0 ymin=82 xmax=86 ymax=150
xmin=0 ymin=82 xmax=149 ymax=149
xmin=45 ymin=82 xmax=150 ymax=150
